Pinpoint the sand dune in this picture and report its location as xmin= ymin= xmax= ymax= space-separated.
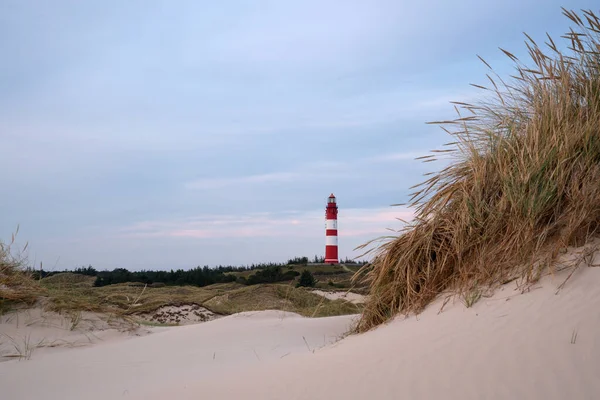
xmin=0 ymin=310 xmax=356 ymax=400
xmin=0 ymin=307 xmax=154 ymax=362
xmin=1 ymin=245 xmax=599 ymax=400
xmin=161 ymin=253 xmax=600 ymax=400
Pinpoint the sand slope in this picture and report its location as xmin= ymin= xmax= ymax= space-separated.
xmin=0 ymin=310 xmax=356 ymax=400
xmin=0 ymin=307 xmax=154 ymax=362
xmin=176 ymin=247 xmax=599 ymax=400
xmin=2 ymin=245 xmax=600 ymax=400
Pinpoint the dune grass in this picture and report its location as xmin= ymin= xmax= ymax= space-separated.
xmin=1 ymin=252 xmax=362 ymax=322
xmin=41 ymin=276 xmax=230 ymax=315
xmin=13 ymin=272 xmax=359 ymax=321
xmin=1 ymin=226 xmax=363 ymax=320
xmin=0 ymin=233 xmax=44 ymax=312
xmin=202 ymin=283 xmax=361 ymax=317
xmin=354 ymin=8 xmax=600 ymax=332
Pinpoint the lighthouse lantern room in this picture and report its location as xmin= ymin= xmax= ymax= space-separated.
xmin=325 ymin=193 xmax=339 ymax=264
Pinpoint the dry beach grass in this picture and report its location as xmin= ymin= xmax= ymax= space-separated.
xmin=355 ymin=8 xmax=600 ymax=331
xmin=0 ymin=233 xmax=44 ymax=310
xmin=2 ymin=268 xmax=360 ymax=324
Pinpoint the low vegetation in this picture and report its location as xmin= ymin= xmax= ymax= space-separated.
xmin=31 ymin=257 xmax=365 ymax=291
xmin=39 ymin=274 xmax=360 ymax=319
xmin=0 ymin=234 xmax=44 ymax=312
xmin=241 ymin=266 xmax=300 ymax=285
xmin=296 ymin=270 xmax=316 ymax=288
xmin=203 ymin=283 xmax=360 ymax=317
xmin=355 ymin=8 xmax=600 ymax=331
xmin=1 ymin=246 xmax=364 ymax=322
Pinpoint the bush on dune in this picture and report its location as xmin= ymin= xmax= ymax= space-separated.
xmin=296 ymin=270 xmax=316 ymax=288
xmin=355 ymin=8 xmax=600 ymax=332
xmin=0 ymin=235 xmax=44 ymax=309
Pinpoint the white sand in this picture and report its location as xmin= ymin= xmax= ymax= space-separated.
xmin=0 ymin=310 xmax=356 ymax=399
xmin=2 ymin=243 xmax=600 ymax=400
xmin=136 ymin=304 xmax=219 ymax=325
xmin=0 ymin=307 xmax=154 ymax=362
xmin=311 ymin=289 xmax=367 ymax=304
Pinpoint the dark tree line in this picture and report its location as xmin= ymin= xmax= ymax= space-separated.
xmin=93 ymin=266 xmax=238 ymax=287
xmin=287 ymin=256 xmax=309 ymax=265
xmin=291 ymin=255 xmax=368 ymax=265
xmin=341 ymin=257 xmax=368 ymax=264
xmin=239 ymin=266 xmax=300 ymax=285
xmin=312 ymin=255 xmax=325 ymax=263
xmin=92 ymin=265 xmax=301 ymax=287
xmin=30 ymin=255 xmax=369 ymax=288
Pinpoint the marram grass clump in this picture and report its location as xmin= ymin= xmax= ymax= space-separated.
xmin=355 ymin=8 xmax=600 ymax=332
xmin=0 ymin=235 xmax=44 ymax=310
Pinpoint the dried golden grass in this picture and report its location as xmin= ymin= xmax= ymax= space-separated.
xmin=355 ymin=8 xmax=600 ymax=332
xmin=0 ymin=231 xmax=44 ymax=308
xmin=202 ymin=283 xmax=361 ymax=317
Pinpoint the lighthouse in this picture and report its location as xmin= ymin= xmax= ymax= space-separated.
xmin=325 ymin=193 xmax=339 ymax=264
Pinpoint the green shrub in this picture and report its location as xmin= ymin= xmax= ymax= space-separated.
xmin=296 ymin=270 xmax=316 ymax=288
xmin=246 ymin=266 xmax=299 ymax=285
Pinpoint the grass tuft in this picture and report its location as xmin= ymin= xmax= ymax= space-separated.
xmin=1 ymin=332 xmax=38 ymax=360
xmin=0 ymin=231 xmax=44 ymax=312
xmin=462 ymin=288 xmax=482 ymax=308
xmin=355 ymin=8 xmax=600 ymax=332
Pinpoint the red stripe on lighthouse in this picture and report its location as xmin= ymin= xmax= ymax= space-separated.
xmin=325 ymin=193 xmax=339 ymax=264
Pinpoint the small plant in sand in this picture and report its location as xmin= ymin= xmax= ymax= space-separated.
xmin=68 ymin=310 xmax=83 ymax=331
xmin=570 ymin=329 xmax=578 ymax=344
xmin=355 ymin=8 xmax=600 ymax=332
xmin=1 ymin=332 xmax=38 ymax=361
xmin=462 ymin=288 xmax=482 ymax=308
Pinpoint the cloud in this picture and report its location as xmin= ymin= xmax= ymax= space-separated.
xmin=184 ymin=172 xmax=302 ymax=190
xmin=118 ymin=206 xmax=414 ymax=242
xmin=184 ymin=150 xmax=432 ymax=191
xmin=34 ymin=206 xmax=411 ymax=269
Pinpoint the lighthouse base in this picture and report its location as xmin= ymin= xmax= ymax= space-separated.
xmin=324 ymin=258 xmax=339 ymax=264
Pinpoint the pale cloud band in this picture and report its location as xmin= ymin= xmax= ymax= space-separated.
xmin=119 ymin=206 xmax=414 ymax=241
xmin=184 ymin=151 xmax=430 ymax=190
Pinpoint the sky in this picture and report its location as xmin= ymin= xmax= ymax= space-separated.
xmin=1 ymin=0 xmax=597 ymax=271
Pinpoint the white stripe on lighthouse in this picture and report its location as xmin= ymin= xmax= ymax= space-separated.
xmin=326 ymin=236 xmax=338 ymax=246
xmin=326 ymin=220 xmax=337 ymax=230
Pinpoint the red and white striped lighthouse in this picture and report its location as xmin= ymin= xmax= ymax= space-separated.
xmin=325 ymin=193 xmax=339 ymax=264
